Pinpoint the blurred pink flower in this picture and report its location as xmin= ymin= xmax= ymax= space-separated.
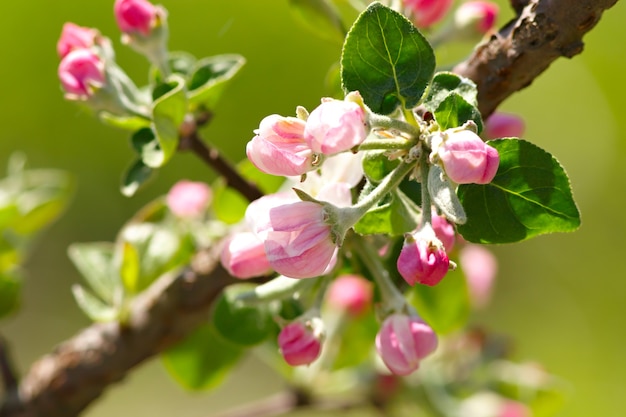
xmin=459 ymin=244 xmax=497 ymax=308
xmin=57 ymin=23 xmax=98 ymax=58
xmin=166 ymin=180 xmax=211 ymax=217
xmin=326 ymin=274 xmax=373 ymax=317
xmin=114 ymin=0 xmax=159 ymax=35
xmin=485 ymin=112 xmax=525 ymax=139
xmin=404 ymin=0 xmax=454 ymax=28
xmin=58 ymin=49 xmax=106 ymax=99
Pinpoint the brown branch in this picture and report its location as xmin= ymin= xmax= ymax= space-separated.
xmin=0 ymin=1 xmax=621 ymax=416
xmin=454 ymin=0 xmax=620 ymax=117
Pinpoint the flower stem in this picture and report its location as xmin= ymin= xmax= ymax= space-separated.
xmin=369 ymin=113 xmax=421 ymax=137
xmin=235 ymin=276 xmax=315 ymax=306
xmin=420 ymin=147 xmax=433 ymax=225
xmin=358 ymin=137 xmax=414 ymax=151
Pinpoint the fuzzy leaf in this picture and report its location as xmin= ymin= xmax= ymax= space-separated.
xmin=151 ymin=75 xmax=187 ymax=167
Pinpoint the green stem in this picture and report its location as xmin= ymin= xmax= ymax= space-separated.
xmin=419 ymin=147 xmax=433 ymax=226
xmin=358 ymin=138 xmax=414 ymax=151
xmin=350 ymin=235 xmax=406 ymax=313
xmin=235 ymin=276 xmax=315 ymax=306
xmin=369 ymin=113 xmax=421 ymax=137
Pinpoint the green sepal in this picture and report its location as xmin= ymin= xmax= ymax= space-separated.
xmin=288 ymin=0 xmax=346 ymax=43
xmin=151 ymin=75 xmax=188 ymax=167
xmin=162 ymin=323 xmax=243 ymax=391
xmin=121 ymin=159 xmax=155 ymax=197
xmin=341 ymin=2 xmax=435 ymax=114
xmin=457 ymin=139 xmax=581 ymax=244
xmin=187 ymin=54 xmax=246 ymax=111
xmin=212 ymin=283 xmax=276 ymax=347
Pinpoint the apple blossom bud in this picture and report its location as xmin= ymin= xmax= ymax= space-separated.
xmin=166 ymin=180 xmax=212 ymax=217
xmin=263 ymin=201 xmax=337 ymax=279
xmin=397 ymin=224 xmax=449 ymax=286
xmin=114 ymin=0 xmax=160 ymax=36
xmin=57 ymin=23 xmax=98 ymax=58
xmin=454 ymin=1 xmax=499 ymax=35
xmin=326 ymin=274 xmax=373 ymax=317
xmin=278 ymin=319 xmax=323 ymax=366
xmin=499 ymin=400 xmax=531 ymax=417
xmin=220 ymin=232 xmax=272 ymax=279
xmin=484 ymin=112 xmax=525 ymax=139
xmin=376 ymin=314 xmax=438 ymax=375
xmin=434 ymin=129 xmax=499 ymax=184
xmin=431 ymin=212 xmax=456 ymax=251
xmin=246 ymin=115 xmax=316 ymax=176
xmin=459 ymin=244 xmax=497 ymax=308
xmin=404 ymin=0 xmax=454 ymax=28
xmin=58 ymin=49 xmax=106 ymax=100
xmin=304 ymin=95 xmax=368 ymax=156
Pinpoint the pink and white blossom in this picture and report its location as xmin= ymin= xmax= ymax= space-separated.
xmin=397 ymin=224 xmax=449 ymax=286
xmin=304 ymin=96 xmax=368 ymax=155
xmin=58 ymin=49 xmax=106 ymax=100
xmin=246 ymin=115 xmax=315 ymax=176
xmin=220 ymin=232 xmax=272 ymax=279
xmin=278 ymin=320 xmax=323 ymax=366
xmin=376 ymin=314 xmax=438 ymax=375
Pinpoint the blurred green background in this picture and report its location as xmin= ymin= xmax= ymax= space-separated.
xmin=1 ymin=0 xmax=625 ymax=416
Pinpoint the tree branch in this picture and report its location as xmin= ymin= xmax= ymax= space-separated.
xmin=454 ymin=0 xmax=620 ymax=117
xmin=1 ymin=1 xmax=621 ymax=416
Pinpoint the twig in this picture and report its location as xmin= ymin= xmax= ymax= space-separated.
xmin=0 ymin=1 xmax=621 ymax=416
xmin=0 ymin=336 xmax=18 ymax=392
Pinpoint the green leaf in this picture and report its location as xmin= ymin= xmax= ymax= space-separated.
xmin=237 ymin=159 xmax=285 ymax=194
xmin=71 ymin=284 xmax=120 ymax=322
xmin=131 ymin=127 xmax=165 ymax=168
xmin=433 ymin=92 xmax=483 ymax=132
xmin=354 ymin=188 xmax=419 ymax=236
xmin=288 ymin=0 xmax=346 ymax=43
xmin=212 ymin=178 xmax=248 ymax=224
xmin=362 ymin=150 xmax=400 ymax=183
xmin=119 ymin=241 xmax=141 ymax=294
xmin=68 ymin=243 xmax=120 ymax=304
xmin=406 ymin=265 xmax=470 ymax=334
xmin=188 ymin=55 xmax=246 ymax=110
xmin=151 ymin=51 xmax=198 ymax=85
xmin=341 ymin=2 xmax=435 ymax=114
xmin=212 ymin=283 xmax=275 ymax=347
xmin=457 ymin=139 xmax=581 ymax=244
xmin=99 ymin=112 xmax=151 ymax=131
xmin=423 ymin=71 xmax=479 ymax=110
xmin=162 ymin=323 xmax=243 ymax=391
xmin=0 ymin=271 xmax=21 ymax=319
xmin=332 ymin=310 xmax=379 ymax=369
xmin=151 ymin=75 xmax=187 ymax=166
xmin=121 ymin=159 xmax=154 ymax=197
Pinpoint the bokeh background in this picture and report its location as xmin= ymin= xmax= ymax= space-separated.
xmin=1 ymin=0 xmax=625 ymax=416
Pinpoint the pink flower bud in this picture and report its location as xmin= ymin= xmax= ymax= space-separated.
xmin=404 ymin=0 xmax=454 ymax=28
xmin=246 ymin=115 xmax=315 ymax=176
xmin=484 ymin=112 xmax=525 ymax=139
xmin=220 ymin=232 xmax=272 ymax=279
xmin=58 ymin=49 xmax=106 ymax=100
xmin=435 ymin=129 xmax=500 ymax=184
xmin=114 ymin=0 xmax=159 ymax=35
xmin=263 ymin=201 xmax=337 ymax=279
xmin=278 ymin=319 xmax=323 ymax=366
xmin=455 ymin=1 xmax=499 ymax=35
xmin=397 ymin=225 xmax=449 ymax=286
xmin=326 ymin=274 xmax=373 ymax=317
xmin=376 ymin=314 xmax=438 ymax=375
xmin=57 ymin=23 xmax=98 ymax=58
xmin=499 ymin=400 xmax=531 ymax=417
xmin=304 ymin=96 xmax=368 ymax=156
xmin=431 ymin=212 xmax=456 ymax=251
xmin=166 ymin=180 xmax=212 ymax=217
xmin=459 ymin=244 xmax=497 ymax=309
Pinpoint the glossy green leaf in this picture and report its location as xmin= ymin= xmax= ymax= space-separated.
xmin=0 ymin=271 xmax=21 ymax=319
xmin=188 ymin=55 xmax=245 ymax=110
xmin=406 ymin=265 xmax=470 ymax=334
xmin=362 ymin=150 xmax=400 ymax=183
xmin=151 ymin=75 xmax=187 ymax=166
xmin=68 ymin=243 xmax=120 ymax=304
xmin=131 ymin=127 xmax=165 ymax=168
xmin=162 ymin=323 xmax=243 ymax=391
xmin=288 ymin=0 xmax=346 ymax=43
xmin=423 ymin=71 xmax=478 ymax=110
xmin=341 ymin=2 xmax=435 ymax=114
xmin=433 ymin=92 xmax=483 ymax=132
xmin=354 ymin=188 xmax=419 ymax=236
xmin=212 ymin=178 xmax=248 ymax=224
xmin=212 ymin=283 xmax=275 ymax=347
xmin=457 ymin=139 xmax=581 ymax=243
xmin=121 ymin=159 xmax=154 ymax=197
xmin=71 ymin=284 xmax=119 ymax=322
